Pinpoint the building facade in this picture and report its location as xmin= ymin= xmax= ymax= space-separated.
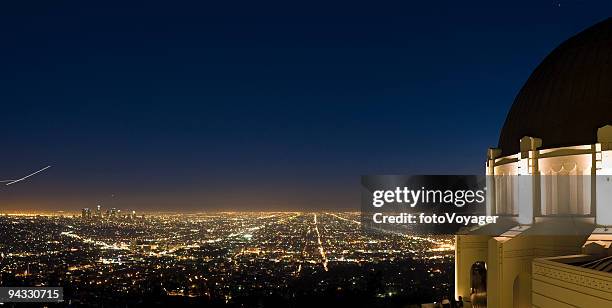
xmin=455 ymin=17 xmax=612 ymax=308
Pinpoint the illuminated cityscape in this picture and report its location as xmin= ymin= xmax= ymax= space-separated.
xmin=1 ymin=1 xmax=611 ymax=307
xmin=0 ymin=211 xmax=454 ymax=307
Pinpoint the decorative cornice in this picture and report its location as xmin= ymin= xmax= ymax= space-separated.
xmin=533 ymin=260 xmax=612 ymax=294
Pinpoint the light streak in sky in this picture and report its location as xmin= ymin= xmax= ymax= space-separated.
xmin=4 ymin=165 xmax=52 ymax=186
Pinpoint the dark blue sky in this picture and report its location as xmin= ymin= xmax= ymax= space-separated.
xmin=0 ymin=1 xmax=610 ymax=211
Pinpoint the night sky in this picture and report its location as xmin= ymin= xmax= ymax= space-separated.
xmin=1 ymin=1 xmax=611 ymax=212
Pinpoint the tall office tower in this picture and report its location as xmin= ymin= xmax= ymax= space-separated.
xmin=81 ymin=208 xmax=91 ymax=219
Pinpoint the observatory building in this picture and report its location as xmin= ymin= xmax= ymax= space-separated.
xmin=455 ymin=18 xmax=612 ymax=307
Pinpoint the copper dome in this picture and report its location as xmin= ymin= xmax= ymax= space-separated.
xmin=498 ymin=17 xmax=612 ymax=156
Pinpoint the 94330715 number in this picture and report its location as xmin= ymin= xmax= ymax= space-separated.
xmin=0 ymin=287 xmax=63 ymax=302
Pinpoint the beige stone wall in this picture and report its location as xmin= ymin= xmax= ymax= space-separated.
xmin=486 ymin=235 xmax=588 ymax=308
xmin=532 ymin=257 xmax=612 ymax=307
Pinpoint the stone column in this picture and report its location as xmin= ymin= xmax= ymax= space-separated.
xmin=596 ymin=125 xmax=612 ymax=225
xmin=518 ymin=136 xmax=541 ymax=225
xmin=486 ymin=148 xmax=501 ymax=216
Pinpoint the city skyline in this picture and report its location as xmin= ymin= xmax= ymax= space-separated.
xmin=0 ymin=211 xmax=454 ymax=306
xmin=2 ymin=2 xmax=612 ymax=212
